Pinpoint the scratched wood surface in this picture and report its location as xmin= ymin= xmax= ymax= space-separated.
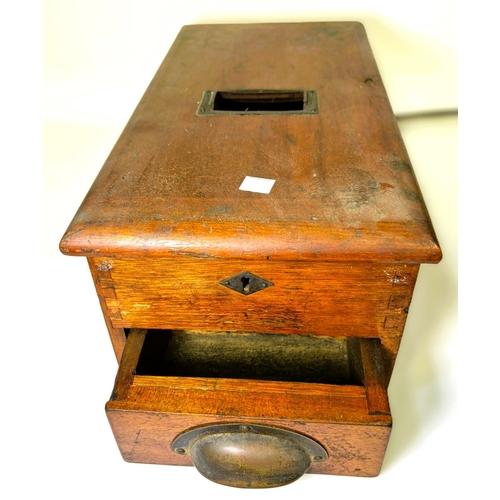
xmin=90 ymin=256 xmax=418 ymax=371
xmin=106 ymin=409 xmax=391 ymax=477
xmin=59 ymin=22 xmax=441 ymax=263
xmin=106 ymin=329 xmax=391 ymax=477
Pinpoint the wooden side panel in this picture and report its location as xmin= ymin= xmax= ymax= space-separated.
xmin=111 ymin=329 xmax=147 ymax=400
xmin=359 ymin=339 xmax=390 ymax=414
xmin=87 ymin=258 xmax=127 ymax=361
xmin=90 ymin=257 xmax=418 ymax=366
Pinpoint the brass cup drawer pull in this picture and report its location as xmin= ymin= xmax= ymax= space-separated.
xmin=172 ymin=423 xmax=328 ymax=488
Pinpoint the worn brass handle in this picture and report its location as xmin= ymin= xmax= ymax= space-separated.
xmin=172 ymin=423 xmax=328 ymax=488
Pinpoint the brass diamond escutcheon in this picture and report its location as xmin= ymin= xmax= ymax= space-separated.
xmin=219 ymin=271 xmax=274 ymax=295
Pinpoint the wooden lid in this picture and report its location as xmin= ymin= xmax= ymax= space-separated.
xmin=60 ymin=22 xmax=441 ymax=263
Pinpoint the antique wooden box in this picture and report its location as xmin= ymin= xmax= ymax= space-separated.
xmin=60 ymin=22 xmax=441 ymax=488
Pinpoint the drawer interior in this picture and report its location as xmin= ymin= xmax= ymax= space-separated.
xmin=110 ymin=328 xmax=390 ymax=419
xmin=135 ymin=329 xmax=363 ymax=386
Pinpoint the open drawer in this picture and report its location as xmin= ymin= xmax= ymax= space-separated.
xmin=106 ymin=329 xmax=392 ymax=487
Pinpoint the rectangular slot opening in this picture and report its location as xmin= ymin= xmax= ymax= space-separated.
xmin=214 ymin=91 xmax=304 ymax=112
xmin=135 ymin=329 xmax=363 ymax=385
xmin=198 ymin=90 xmax=318 ymax=115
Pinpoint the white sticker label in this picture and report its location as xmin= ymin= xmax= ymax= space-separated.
xmin=239 ymin=176 xmax=276 ymax=194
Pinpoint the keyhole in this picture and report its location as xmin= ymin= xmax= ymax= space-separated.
xmin=241 ymin=276 xmax=251 ymax=294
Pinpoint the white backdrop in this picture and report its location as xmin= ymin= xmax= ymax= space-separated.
xmin=15 ymin=2 xmax=462 ymax=499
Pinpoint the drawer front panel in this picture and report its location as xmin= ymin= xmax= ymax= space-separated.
xmin=91 ymin=257 xmax=418 ymax=338
xmin=106 ymin=409 xmax=391 ymax=478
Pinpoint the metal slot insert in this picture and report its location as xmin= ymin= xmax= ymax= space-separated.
xmin=198 ymin=90 xmax=318 ymax=115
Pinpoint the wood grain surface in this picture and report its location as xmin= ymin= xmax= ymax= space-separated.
xmin=106 ymin=329 xmax=392 ymax=477
xmin=90 ymin=256 xmax=418 ymax=371
xmin=60 ymin=22 xmax=441 ymax=263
